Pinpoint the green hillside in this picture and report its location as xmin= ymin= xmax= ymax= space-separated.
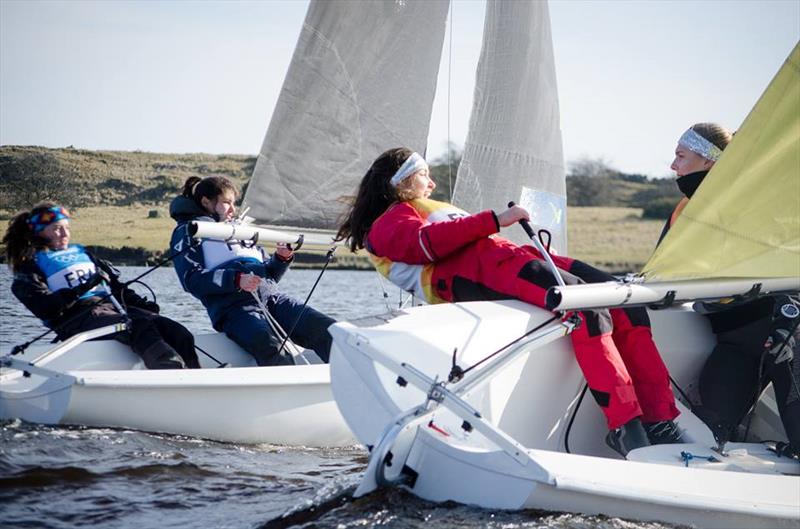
xmin=0 ymin=145 xmax=253 ymax=210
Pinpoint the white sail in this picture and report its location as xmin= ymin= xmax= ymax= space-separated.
xmin=244 ymin=0 xmax=450 ymax=230
xmin=451 ymin=0 xmax=566 ymax=251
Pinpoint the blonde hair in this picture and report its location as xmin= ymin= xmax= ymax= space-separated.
xmin=691 ymin=123 xmax=733 ymax=152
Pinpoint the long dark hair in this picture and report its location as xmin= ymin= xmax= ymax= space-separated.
xmin=181 ymin=176 xmax=238 ymax=213
xmin=3 ymin=201 xmax=59 ymax=271
xmin=335 ymin=147 xmax=413 ymax=252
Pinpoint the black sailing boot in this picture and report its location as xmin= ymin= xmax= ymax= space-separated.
xmin=694 ymin=405 xmax=736 ymax=451
xmin=141 ymin=341 xmax=186 ymax=370
xmin=644 ymin=420 xmax=685 ymax=445
xmin=606 ymin=417 xmax=651 ymax=457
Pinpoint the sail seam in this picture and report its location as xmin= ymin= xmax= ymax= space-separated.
xmin=679 ymin=213 xmax=800 ymax=253
xmin=464 ymin=141 xmax=564 ymax=171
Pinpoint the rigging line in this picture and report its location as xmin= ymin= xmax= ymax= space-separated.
xmin=399 ymin=291 xmax=415 ymax=310
xmin=456 ymin=314 xmax=561 ymax=379
xmin=276 ymin=246 xmax=336 ymax=358
xmin=564 ymin=383 xmax=589 ymax=454
xmin=669 ymin=374 xmax=693 ymax=409
xmin=250 ymin=288 xmax=306 ymax=361
xmin=374 ymin=272 xmax=393 ymax=312
xmin=193 ymin=344 xmax=227 ymax=367
xmin=446 ymin=0 xmax=453 ymax=202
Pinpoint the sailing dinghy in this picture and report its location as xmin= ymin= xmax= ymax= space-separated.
xmin=1 ymin=0 xmax=453 ymax=446
xmin=0 ymin=326 xmax=355 ymax=446
xmin=327 ymin=3 xmax=800 ymax=528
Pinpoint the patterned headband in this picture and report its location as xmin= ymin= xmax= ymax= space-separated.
xmin=390 ymin=152 xmax=429 ymax=187
xmin=28 ymin=206 xmax=70 ymax=234
xmin=678 ymin=129 xmax=722 ymax=162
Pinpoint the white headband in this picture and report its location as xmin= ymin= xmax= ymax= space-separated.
xmin=678 ymin=128 xmax=722 ymax=162
xmin=390 ymin=152 xmax=428 ymax=187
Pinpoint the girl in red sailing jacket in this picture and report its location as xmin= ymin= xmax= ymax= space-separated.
xmin=336 ymin=147 xmax=682 ymax=456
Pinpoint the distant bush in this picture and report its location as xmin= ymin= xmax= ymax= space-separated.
xmin=568 ymin=156 xmax=618 ymax=179
xmin=428 ymin=145 xmax=461 ymax=202
xmin=630 ymin=177 xmax=681 ymax=219
xmin=566 ymin=175 xmax=615 ymax=206
xmin=642 ymin=198 xmax=677 ymax=219
xmin=614 ymin=172 xmax=648 ymax=183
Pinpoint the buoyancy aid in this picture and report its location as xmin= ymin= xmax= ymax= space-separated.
xmin=34 ymin=244 xmax=107 ymax=300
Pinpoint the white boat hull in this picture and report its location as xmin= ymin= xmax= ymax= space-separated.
xmin=328 ymin=300 xmax=800 ymax=528
xmin=1 ymin=332 xmax=355 ymax=446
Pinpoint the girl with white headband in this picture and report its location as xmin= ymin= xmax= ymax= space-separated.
xmin=336 ymin=147 xmax=684 ymax=457
xmin=662 ymin=123 xmax=800 ymax=458
xmin=659 ymin=122 xmax=732 ymax=244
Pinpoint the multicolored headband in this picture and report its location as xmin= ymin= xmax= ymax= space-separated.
xmin=678 ymin=128 xmax=722 ymax=162
xmin=390 ymin=152 xmax=429 ymax=187
xmin=28 ymin=206 xmax=70 ymax=234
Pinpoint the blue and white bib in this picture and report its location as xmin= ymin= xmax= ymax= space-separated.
xmin=35 ymin=244 xmax=107 ymax=299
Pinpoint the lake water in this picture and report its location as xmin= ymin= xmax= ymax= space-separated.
xmin=1 ymin=267 xmax=680 ymax=529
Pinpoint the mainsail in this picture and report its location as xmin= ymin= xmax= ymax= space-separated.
xmin=451 ymin=0 xmax=566 ymax=251
xmin=642 ymin=42 xmax=800 ymax=281
xmin=244 ymin=0 xmax=449 ymax=230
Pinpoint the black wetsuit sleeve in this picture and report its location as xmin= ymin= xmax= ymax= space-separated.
xmin=91 ymin=256 xmax=158 ymax=312
xmin=11 ymin=263 xmax=80 ymax=322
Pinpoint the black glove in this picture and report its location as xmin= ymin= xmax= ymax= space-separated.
xmin=73 ymin=272 xmax=106 ymax=296
xmin=140 ymin=300 xmax=160 ymax=314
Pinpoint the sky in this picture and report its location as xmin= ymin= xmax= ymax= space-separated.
xmin=1 ymin=0 xmax=798 ymax=178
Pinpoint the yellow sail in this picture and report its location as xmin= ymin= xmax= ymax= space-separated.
xmin=642 ymin=42 xmax=800 ymax=281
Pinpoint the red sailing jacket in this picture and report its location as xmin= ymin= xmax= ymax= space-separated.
xmin=367 ymin=198 xmax=537 ymax=304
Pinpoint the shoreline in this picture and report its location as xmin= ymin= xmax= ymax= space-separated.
xmin=0 ymin=244 xmax=641 ymax=275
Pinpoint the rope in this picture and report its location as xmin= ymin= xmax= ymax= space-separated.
xmin=250 ymin=288 xmax=307 ymax=363
xmin=374 ymin=273 xmax=393 ymax=312
xmin=681 ymin=451 xmax=717 ymax=467
xmin=564 ymin=383 xmax=588 ymax=454
xmin=193 ymin=343 xmax=227 ymax=368
xmin=446 ymin=0 xmax=454 ymax=202
xmin=669 ymin=374 xmax=693 ymax=409
xmin=454 ymin=314 xmax=560 ymax=380
xmin=275 ymin=246 xmax=336 ymax=359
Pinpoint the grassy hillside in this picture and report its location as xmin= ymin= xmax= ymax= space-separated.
xmin=568 ymin=207 xmax=662 ymax=272
xmin=0 ymin=145 xmax=253 ymax=210
xmin=0 ymin=146 xmax=670 ymax=272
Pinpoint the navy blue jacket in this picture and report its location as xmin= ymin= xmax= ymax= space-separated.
xmin=169 ymin=196 xmax=291 ymax=329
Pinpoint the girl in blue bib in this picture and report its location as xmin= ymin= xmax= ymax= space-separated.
xmin=4 ymin=202 xmax=199 ymax=370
